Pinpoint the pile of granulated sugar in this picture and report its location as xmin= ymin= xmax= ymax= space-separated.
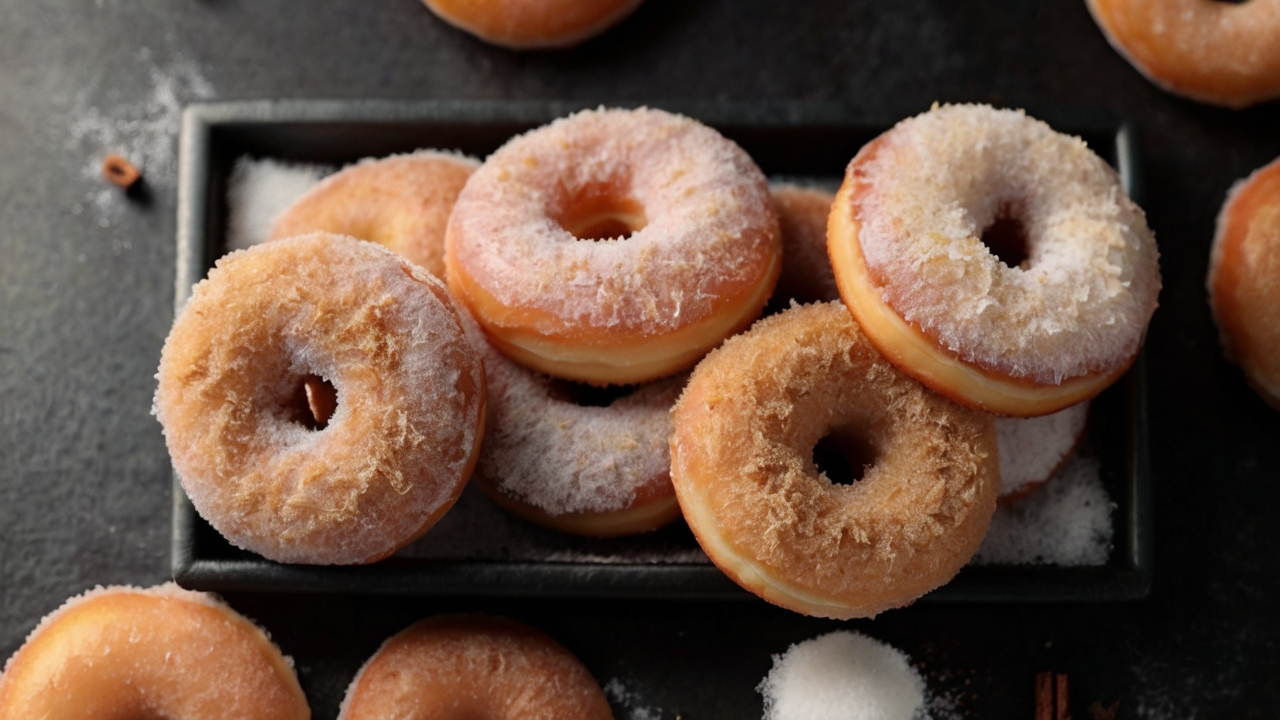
xmin=225 ymin=156 xmax=329 ymax=251
xmin=759 ymin=631 xmax=926 ymax=720
xmin=974 ymin=454 xmax=1114 ymax=566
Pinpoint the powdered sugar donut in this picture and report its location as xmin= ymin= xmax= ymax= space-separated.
xmin=339 ymin=615 xmax=611 ymax=720
xmin=270 ymin=151 xmax=478 ymax=278
xmin=828 ymin=104 xmax=1161 ymax=417
xmin=423 ymin=0 xmax=643 ymax=50
xmin=996 ymin=401 xmax=1090 ymax=503
xmin=155 ymin=233 xmax=485 ymax=564
xmin=447 ymin=107 xmax=782 ymax=386
xmin=1086 ymin=0 xmax=1280 ymax=109
xmin=0 ymin=585 xmax=309 ymax=719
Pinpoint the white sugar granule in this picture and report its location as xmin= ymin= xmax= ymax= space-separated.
xmin=995 ymin=401 xmax=1089 ymax=497
xmin=974 ymin=453 xmax=1114 ymax=566
xmin=604 ymin=678 xmax=663 ymax=720
xmin=225 ymin=156 xmax=328 ymax=251
xmin=759 ymin=631 xmax=925 ymax=720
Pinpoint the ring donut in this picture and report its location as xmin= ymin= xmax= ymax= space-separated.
xmin=769 ymin=183 xmax=840 ymax=306
xmin=0 ymin=585 xmax=309 ymax=719
xmin=446 ymin=107 xmax=782 ymax=386
xmin=828 ymin=104 xmax=1161 ymax=417
xmin=422 ymin=0 xmax=644 ymax=50
xmin=155 ymin=233 xmax=486 ymax=564
xmin=339 ymin=615 xmax=612 ymax=720
xmin=670 ymin=302 xmax=999 ymax=619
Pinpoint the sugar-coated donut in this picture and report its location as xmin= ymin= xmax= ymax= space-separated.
xmin=996 ymin=401 xmax=1090 ymax=503
xmin=1208 ymin=155 xmax=1280 ymax=409
xmin=459 ymin=310 xmax=684 ymax=537
xmin=770 ymin=184 xmax=840 ymax=306
xmin=270 ymin=151 xmax=479 ymax=278
xmin=155 ymin=233 xmax=485 ymax=564
xmin=828 ymin=104 xmax=1161 ymax=417
xmin=447 ymin=107 xmax=782 ymax=386
xmin=670 ymin=302 xmax=999 ymax=619
xmin=339 ymin=615 xmax=613 ymax=720
xmin=423 ymin=0 xmax=643 ymax=50
xmin=1086 ymin=0 xmax=1280 ymax=109
xmin=0 ymin=584 xmax=309 ymax=719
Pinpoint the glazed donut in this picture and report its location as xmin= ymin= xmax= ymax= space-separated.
xmin=770 ymin=184 xmax=840 ymax=306
xmin=0 ymin=584 xmax=308 ymax=719
xmin=1208 ymin=155 xmax=1280 ymax=409
xmin=339 ymin=615 xmax=612 ymax=720
xmin=447 ymin=107 xmax=782 ymax=386
xmin=1086 ymin=0 xmax=1280 ymax=109
xmin=459 ymin=310 xmax=684 ymax=537
xmin=828 ymin=104 xmax=1161 ymax=417
xmin=669 ymin=302 xmax=999 ymax=619
xmin=155 ymin=233 xmax=485 ymax=564
xmin=270 ymin=151 xmax=478 ymax=278
xmin=996 ymin=401 xmax=1090 ymax=503
xmin=423 ymin=0 xmax=643 ymax=50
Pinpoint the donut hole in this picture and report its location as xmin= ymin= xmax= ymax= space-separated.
xmin=290 ymin=374 xmax=338 ymax=430
xmin=980 ymin=206 xmax=1030 ymax=269
xmin=547 ymin=378 xmax=637 ymax=407
xmin=558 ymin=194 xmax=648 ymax=241
xmin=812 ymin=428 xmax=879 ymax=485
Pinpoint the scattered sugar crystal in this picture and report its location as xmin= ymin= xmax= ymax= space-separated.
xmin=604 ymin=678 xmax=663 ymax=720
xmin=974 ymin=453 xmax=1114 ymax=566
xmin=224 ymin=156 xmax=328 ymax=252
xmin=759 ymin=631 xmax=925 ymax=720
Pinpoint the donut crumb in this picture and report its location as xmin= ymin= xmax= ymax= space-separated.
xmin=102 ymin=153 xmax=141 ymax=188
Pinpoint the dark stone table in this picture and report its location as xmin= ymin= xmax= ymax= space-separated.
xmin=2 ymin=1 xmax=1277 ymax=717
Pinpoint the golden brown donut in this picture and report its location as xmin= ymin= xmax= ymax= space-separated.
xmin=0 ymin=584 xmax=309 ymax=719
xmin=155 ymin=233 xmax=485 ymax=564
xmin=339 ymin=615 xmax=613 ymax=720
xmin=669 ymin=302 xmax=999 ymax=619
xmin=1086 ymin=0 xmax=1280 ymax=109
xmin=1208 ymin=155 xmax=1280 ymax=409
xmin=447 ymin=107 xmax=781 ymax=386
xmin=828 ymin=104 xmax=1161 ymax=417
xmin=423 ymin=0 xmax=643 ymax=50
xmin=270 ymin=151 xmax=478 ymax=278
xmin=770 ymin=183 xmax=840 ymax=305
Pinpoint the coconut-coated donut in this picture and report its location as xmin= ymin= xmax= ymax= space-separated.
xmin=339 ymin=615 xmax=612 ymax=720
xmin=446 ymin=107 xmax=782 ymax=386
xmin=155 ymin=233 xmax=485 ymax=565
xmin=770 ymin=184 xmax=840 ymax=306
xmin=996 ymin=401 xmax=1090 ymax=504
xmin=423 ymin=0 xmax=643 ymax=50
xmin=1086 ymin=0 xmax=1280 ymax=109
xmin=0 ymin=584 xmax=309 ymax=719
xmin=1208 ymin=155 xmax=1280 ymax=409
xmin=269 ymin=151 xmax=478 ymax=278
xmin=669 ymin=302 xmax=999 ymax=619
xmin=828 ymin=104 xmax=1161 ymax=417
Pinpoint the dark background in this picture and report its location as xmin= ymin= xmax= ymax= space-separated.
xmin=1 ymin=1 xmax=1277 ymax=717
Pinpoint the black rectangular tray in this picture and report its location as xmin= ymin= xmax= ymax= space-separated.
xmin=173 ymin=99 xmax=1152 ymax=601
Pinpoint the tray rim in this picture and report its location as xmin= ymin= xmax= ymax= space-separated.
xmin=172 ymin=98 xmax=1152 ymax=602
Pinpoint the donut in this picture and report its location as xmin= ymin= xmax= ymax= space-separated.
xmin=446 ymin=107 xmax=782 ymax=386
xmin=1085 ymin=0 xmax=1280 ymax=109
xmin=0 ymin=584 xmax=309 ymax=719
xmin=769 ymin=184 xmax=840 ymax=306
xmin=155 ymin=233 xmax=486 ymax=565
xmin=828 ymin=104 xmax=1161 ymax=417
xmin=996 ymin=401 xmax=1090 ymax=504
xmin=422 ymin=0 xmax=643 ymax=50
xmin=669 ymin=302 xmax=999 ymax=619
xmin=1208 ymin=155 xmax=1280 ymax=409
xmin=339 ymin=615 xmax=612 ymax=720
xmin=270 ymin=151 xmax=479 ymax=278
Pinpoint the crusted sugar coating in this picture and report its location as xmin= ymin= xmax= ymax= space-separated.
xmin=339 ymin=615 xmax=612 ymax=720
xmin=447 ymin=106 xmax=780 ymax=342
xmin=771 ymin=184 xmax=840 ymax=305
xmin=0 ymin=584 xmax=309 ymax=719
xmin=670 ymin=302 xmax=999 ymax=618
xmin=270 ymin=150 xmax=479 ymax=277
xmin=1086 ymin=0 xmax=1280 ymax=109
xmin=154 ymin=233 xmax=484 ymax=564
xmin=850 ymin=104 xmax=1160 ymax=384
xmin=995 ymin=401 xmax=1089 ymax=499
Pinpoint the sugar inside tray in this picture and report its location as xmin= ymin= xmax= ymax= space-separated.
xmin=172 ymin=100 xmax=1151 ymax=601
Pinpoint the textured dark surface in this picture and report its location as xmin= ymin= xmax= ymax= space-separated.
xmin=1 ymin=0 xmax=1278 ymax=718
